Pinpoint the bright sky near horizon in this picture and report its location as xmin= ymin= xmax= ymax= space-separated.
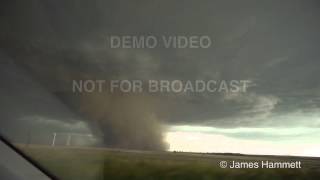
xmin=165 ymin=126 xmax=320 ymax=157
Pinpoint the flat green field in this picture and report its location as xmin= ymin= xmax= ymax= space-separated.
xmin=18 ymin=145 xmax=320 ymax=180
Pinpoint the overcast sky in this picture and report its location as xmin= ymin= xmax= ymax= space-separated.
xmin=1 ymin=0 xmax=320 ymax=155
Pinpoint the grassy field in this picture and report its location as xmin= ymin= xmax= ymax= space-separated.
xmin=18 ymin=145 xmax=320 ymax=180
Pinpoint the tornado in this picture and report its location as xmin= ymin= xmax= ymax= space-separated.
xmin=1 ymin=1 xmax=170 ymax=150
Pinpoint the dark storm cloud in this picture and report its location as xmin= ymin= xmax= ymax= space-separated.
xmin=0 ymin=53 xmax=91 ymax=144
xmin=1 ymin=0 xmax=320 ymax=148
